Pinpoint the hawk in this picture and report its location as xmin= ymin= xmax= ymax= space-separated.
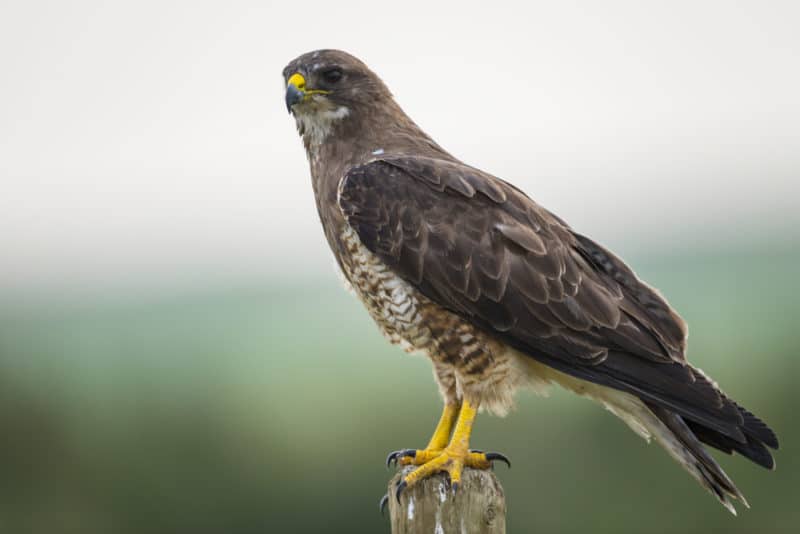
xmin=282 ymin=49 xmax=777 ymax=513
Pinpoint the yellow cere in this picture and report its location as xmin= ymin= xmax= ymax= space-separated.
xmin=287 ymin=73 xmax=306 ymax=91
xmin=288 ymin=72 xmax=331 ymax=97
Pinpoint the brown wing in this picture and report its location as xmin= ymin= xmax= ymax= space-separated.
xmin=338 ymin=156 xmax=778 ymax=456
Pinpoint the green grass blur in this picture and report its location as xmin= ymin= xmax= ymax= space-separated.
xmin=0 ymin=244 xmax=797 ymax=533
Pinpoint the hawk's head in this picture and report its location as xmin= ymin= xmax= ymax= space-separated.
xmin=283 ymin=49 xmax=392 ymax=144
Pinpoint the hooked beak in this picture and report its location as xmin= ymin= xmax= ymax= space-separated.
xmin=285 ymin=84 xmax=303 ymax=113
xmin=285 ymin=73 xmax=305 ymax=113
xmin=285 ymin=72 xmax=331 ymax=114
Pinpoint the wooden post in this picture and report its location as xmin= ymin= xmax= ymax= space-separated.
xmin=388 ymin=466 xmax=506 ymax=534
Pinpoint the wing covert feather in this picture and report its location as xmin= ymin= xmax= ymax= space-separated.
xmin=338 ymin=157 xmax=764 ymax=444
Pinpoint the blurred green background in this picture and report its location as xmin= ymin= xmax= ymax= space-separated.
xmin=1 ymin=242 xmax=797 ymax=533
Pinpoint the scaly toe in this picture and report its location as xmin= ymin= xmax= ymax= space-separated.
xmin=399 ymin=448 xmax=467 ymax=493
xmin=465 ymin=450 xmax=511 ymax=469
xmin=398 ymin=448 xmax=444 ymax=466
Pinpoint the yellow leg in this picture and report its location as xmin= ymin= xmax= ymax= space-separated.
xmin=393 ymin=402 xmax=459 ymax=466
xmin=393 ymin=397 xmax=508 ymax=500
xmin=426 ymin=402 xmax=460 ymax=450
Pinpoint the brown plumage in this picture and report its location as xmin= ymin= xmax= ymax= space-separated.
xmin=283 ymin=49 xmax=778 ymax=513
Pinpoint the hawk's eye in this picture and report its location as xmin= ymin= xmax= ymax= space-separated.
xmin=322 ymin=68 xmax=343 ymax=84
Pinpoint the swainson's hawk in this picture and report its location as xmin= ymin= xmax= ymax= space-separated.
xmin=282 ymin=49 xmax=778 ymax=513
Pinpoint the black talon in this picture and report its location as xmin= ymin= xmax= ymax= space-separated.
xmin=379 ymin=494 xmax=389 ymax=516
xmin=386 ymin=449 xmax=416 ymax=468
xmin=485 ymin=452 xmax=511 ymax=469
xmin=395 ymin=480 xmax=407 ymax=503
xmin=451 ymin=481 xmax=460 ymax=495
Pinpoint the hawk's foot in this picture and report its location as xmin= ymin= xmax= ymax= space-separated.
xmin=393 ymin=446 xmax=511 ymax=501
xmin=391 ymin=398 xmax=508 ymax=501
xmin=397 ymin=446 xmax=469 ymax=501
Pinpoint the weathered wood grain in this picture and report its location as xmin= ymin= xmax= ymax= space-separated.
xmin=388 ymin=467 xmax=506 ymax=534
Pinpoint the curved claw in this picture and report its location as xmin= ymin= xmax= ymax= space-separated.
xmin=386 ymin=449 xmax=416 ymax=468
xmin=395 ymin=480 xmax=407 ymax=503
xmin=485 ymin=452 xmax=511 ymax=469
xmin=379 ymin=493 xmax=389 ymax=516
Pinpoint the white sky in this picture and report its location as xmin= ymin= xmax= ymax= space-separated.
xmin=1 ymin=1 xmax=798 ymax=297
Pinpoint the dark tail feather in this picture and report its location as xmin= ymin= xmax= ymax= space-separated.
xmin=647 ymin=404 xmax=749 ymax=514
xmin=686 ymin=419 xmax=775 ymax=470
xmin=682 ymin=392 xmax=778 ymax=470
xmin=727 ymin=399 xmax=779 ymax=450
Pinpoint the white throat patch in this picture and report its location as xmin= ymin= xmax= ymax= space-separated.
xmin=295 ymin=105 xmax=350 ymax=146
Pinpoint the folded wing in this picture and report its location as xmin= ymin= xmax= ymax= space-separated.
xmin=338 ymin=156 xmax=777 ymax=461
